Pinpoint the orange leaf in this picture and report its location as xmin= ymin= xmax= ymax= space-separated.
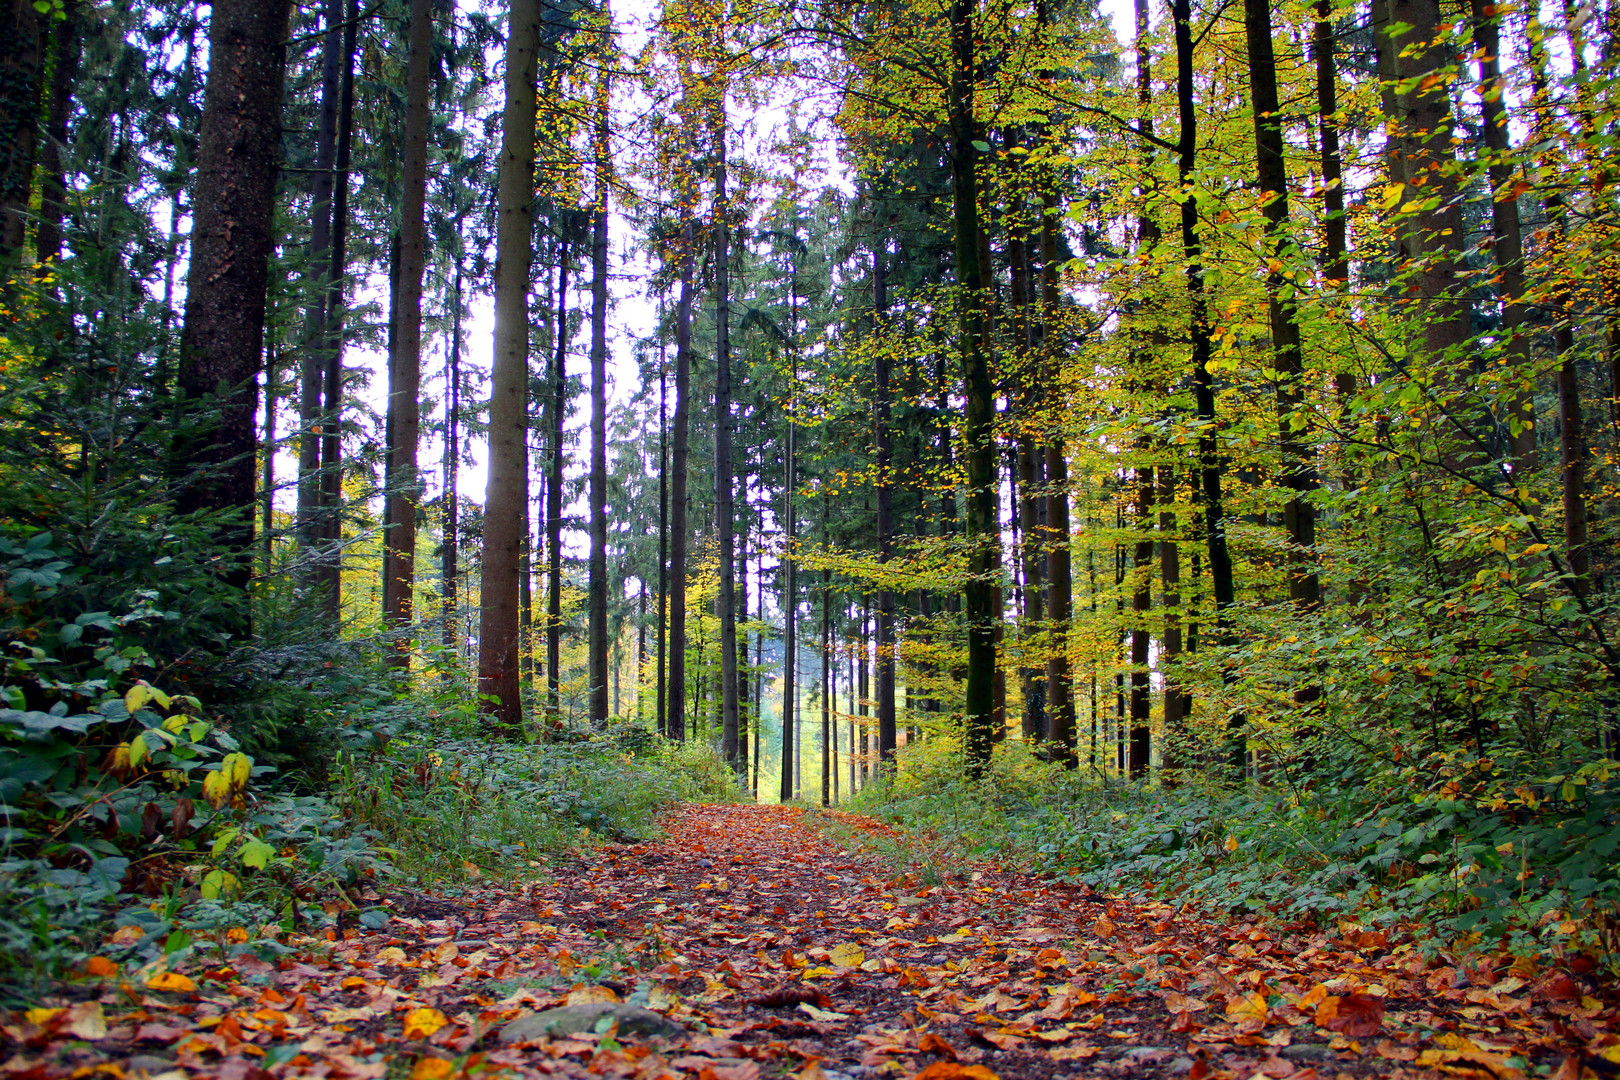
xmin=914 ymin=1064 xmax=999 ymax=1080
xmin=146 ymin=972 xmax=197 ymax=992
xmin=1320 ymin=993 xmax=1383 ymax=1038
xmin=410 ymin=1057 xmax=456 ymax=1080
xmin=83 ymin=956 xmax=118 ymax=978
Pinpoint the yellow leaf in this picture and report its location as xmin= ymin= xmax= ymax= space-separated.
xmin=202 ymin=768 xmax=231 ymax=809
xmin=410 ymin=1058 xmax=456 ymax=1080
xmin=1381 ymin=182 xmax=1405 ymax=210
xmin=403 ymin=1007 xmax=450 ymax=1040
xmin=1491 ymin=535 xmax=1507 ymax=554
xmin=1224 ymin=835 xmax=1239 ymax=852
xmin=146 ymin=972 xmax=197 ymax=992
xmin=26 ymin=1007 xmax=64 ymax=1027
xmin=1226 ymin=991 xmax=1269 ymax=1023
xmin=225 ymin=752 xmax=253 ymax=787
xmin=829 ymin=943 xmax=866 ymax=968
xmin=124 ymin=682 xmax=152 ymax=714
xmin=800 ymin=965 xmax=835 ymax=980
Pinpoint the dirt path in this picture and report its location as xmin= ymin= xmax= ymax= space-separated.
xmin=6 ymin=804 xmax=1614 ymax=1080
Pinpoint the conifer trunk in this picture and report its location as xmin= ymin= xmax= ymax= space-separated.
xmin=546 ymin=238 xmax=571 ymax=721
xmin=1040 ymin=191 xmax=1075 ymax=764
xmin=668 ymin=213 xmax=695 ymax=742
xmin=479 ymin=0 xmax=541 ymax=733
xmin=298 ymin=0 xmax=345 ymax=557
xmin=382 ymin=0 xmax=434 ymax=655
xmin=588 ymin=65 xmax=612 ymax=725
xmin=714 ymin=109 xmax=741 ymax=773
xmin=317 ymin=0 xmax=360 ymax=624
xmin=872 ymin=237 xmax=898 ymax=767
xmin=174 ymin=0 xmax=293 ymax=597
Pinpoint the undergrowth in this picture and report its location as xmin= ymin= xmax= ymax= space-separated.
xmin=833 ymin=738 xmax=1620 ymax=970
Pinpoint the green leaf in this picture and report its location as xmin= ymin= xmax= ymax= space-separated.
xmin=970 ymin=140 xmax=992 ymax=153
xmin=240 ymin=838 xmax=275 ymax=870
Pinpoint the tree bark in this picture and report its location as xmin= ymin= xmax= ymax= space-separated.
xmin=714 ymin=107 xmax=742 ymax=774
xmin=668 ymin=212 xmax=695 ymax=742
xmin=298 ymin=0 xmax=345 ymax=559
xmin=35 ymin=2 xmax=80 ymax=269
xmin=443 ymin=259 xmax=462 ymax=657
xmin=382 ymin=0 xmax=434 ymax=656
xmin=873 ymin=236 xmax=898 ymax=767
xmin=316 ymin=0 xmax=360 ymax=625
xmin=1245 ymin=0 xmax=1319 ymax=613
xmin=1314 ymin=0 xmax=1354 ymax=403
xmin=0 ymin=0 xmax=42 ymax=255
xmin=1470 ymin=0 xmax=1533 ymax=475
xmin=1040 ymin=191 xmax=1075 ymax=765
xmin=479 ymin=0 xmax=541 ymax=734
xmin=657 ymin=311 xmax=670 ymax=736
xmin=779 ymin=395 xmax=796 ymax=798
xmin=588 ymin=65 xmax=612 ymax=725
xmin=950 ymin=0 xmax=999 ymax=777
xmin=174 ymin=0 xmax=293 ymax=597
xmin=546 ymin=236 xmax=571 ymax=721
xmin=1172 ymin=0 xmax=1239 ymax=769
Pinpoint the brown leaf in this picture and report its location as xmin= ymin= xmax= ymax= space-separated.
xmin=1320 ymin=993 xmax=1383 ymax=1038
xmin=747 ymin=984 xmax=829 ymax=1009
xmin=917 ymin=1033 xmax=956 ymax=1060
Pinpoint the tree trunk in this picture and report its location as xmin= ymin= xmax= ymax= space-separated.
xmin=547 ymin=236 xmax=571 ymax=721
xmin=780 ymin=399 xmax=796 ymax=798
xmin=1470 ymin=0 xmax=1534 ymax=475
xmin=1040 ymin=191 xmax=1075 ymax=765
xmin=478 ymin=0 xmax=541 ymax=734
xmin=1158 ymin=465 xmax=1184 ymax=773
xmin=1172 ymin=0 xmax=1239 ymax=769
xmin=950 ymin=0 xmax=999 ymax=777
xmin=714 ymin=107 xmax=742 ymax=775
xmin=382 ymin=0 xmax=434 ymax=658
xmin=657 ymin=316 xmax=670 ymax=737
xmin=1245 ymin=0 xmax=1319 ymax=615
xmin=35 ymin=2 xmax=80 ymax=269
xmin=174 ymin=0 xmax=293 ymax=598
xmin=443 ymin=260 xmax=462 ymax=657
xmin=668 ymin=213 xmax=695 ymax=742
xmin=588 ymin=65 xmax=612 ymax=725
xmin=1314 ymin=0 xmax=1354 ymax=403
xmin=1373 ymin=0 xmax=1472 ymax=400
xmin=316 ymin=0 xmax=360 ymax=625
xmin=0 ymin=0 xmax=42 ymax=254
xmin=298 ymin=0 xmax=345 ymax=559
xmin=873 ymin=236 xmax=898 ymax=767
xmin=1129 ymin=464 xmax=1153 ymax=777
xmin=821 ymin=570 xmax=832 ymax=806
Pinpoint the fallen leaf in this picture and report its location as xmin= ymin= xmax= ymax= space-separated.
xmin=146 ymin=972 xmax=196 ymax=993
xmin=914 ymin=1064 xmax=998 ymax=1080
xmin=404 ymin=1008 xmax=450 ymax=1040
xmin=1227 ymin=991 xmax=1269 ymax=1024
xmin=409 ymin=1058 xmax=456 ymax=1080
xmin=829 ymin=943 xmax=866 ymax=968
xmin=1320 ymin=993 xmax=1383 ymax=1038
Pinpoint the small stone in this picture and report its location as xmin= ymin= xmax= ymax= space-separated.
xmin=1166 ymin=1057 xmax=1195 ymax=1075
xmin=1280 ymin=1044 xmax=1334 ymax=1061
xmin=1119 ymin=1048 xmax=1171 ymax=1064
xmin=500 ymin=1003 xmax=684 ymax=1044
xmin=126 ymin=1056 xmax=175 ymax=1076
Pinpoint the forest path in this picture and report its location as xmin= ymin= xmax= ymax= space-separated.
xmin=15 ymin=804 xmax=1608 ymax=1080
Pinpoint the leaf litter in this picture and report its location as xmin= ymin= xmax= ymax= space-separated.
xmin=5 ymin=804 xmax=1618 ymax=1080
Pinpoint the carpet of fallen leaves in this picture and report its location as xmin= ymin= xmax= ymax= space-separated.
xmin=6 ymin=803 xmax=1620 ymax=1080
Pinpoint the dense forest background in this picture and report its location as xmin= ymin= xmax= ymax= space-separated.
xmin=1 ymin=0 xmax=1618 ymax=992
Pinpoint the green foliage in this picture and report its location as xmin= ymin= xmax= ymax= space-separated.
xmin=332 ymin=721 xmax=741 ymax=884
xmin=842 ymin=739 xmax=1620 ymax=969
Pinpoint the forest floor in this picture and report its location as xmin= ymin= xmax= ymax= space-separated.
xmin=7 ymin=804 xmax=1619 ymax=1080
